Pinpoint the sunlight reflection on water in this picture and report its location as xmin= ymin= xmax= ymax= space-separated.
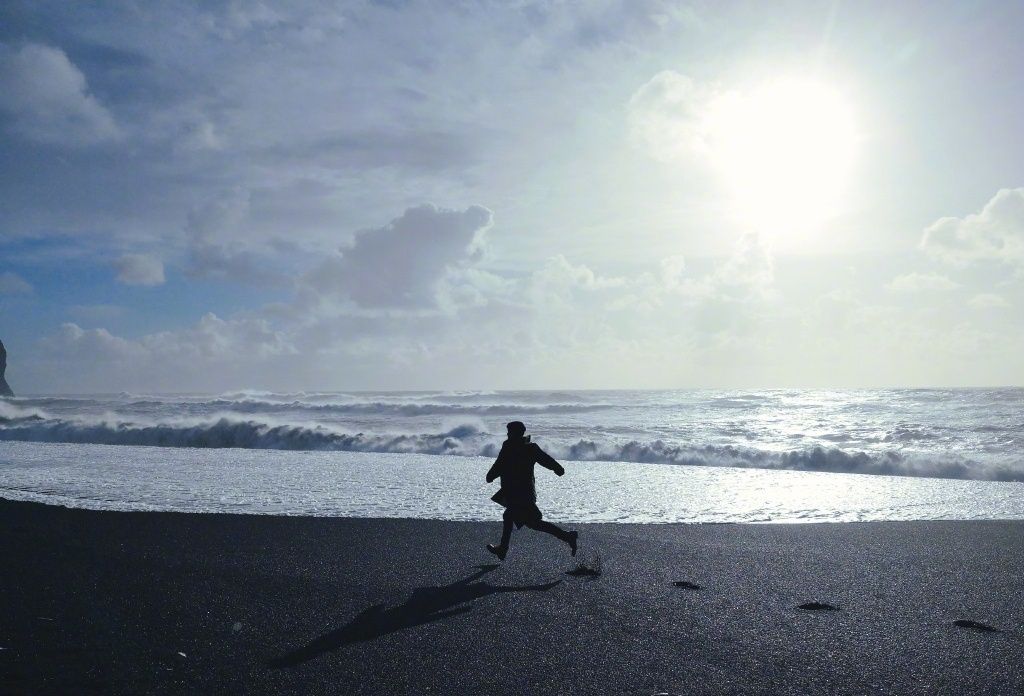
xmin=2 ymin=441 xmax=1023 ymax=523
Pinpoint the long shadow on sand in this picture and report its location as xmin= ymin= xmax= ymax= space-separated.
xmin=268 ymin=564 xmax=560 ymax=668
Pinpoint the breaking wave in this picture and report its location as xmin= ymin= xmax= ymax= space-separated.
xmin=561 ymin=439 xmax=1024 ymax=482
xmin=1 ymin=401 xmax=1021 ymax=482
xmin=150 ymin=399 xmax=614 ymax=417
xmin=7 ymin=396 xmax=613 ymax=417
xmin=0 ymin=411 xmax=488 ymax=455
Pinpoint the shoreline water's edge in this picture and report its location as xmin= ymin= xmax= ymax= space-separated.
xmin=6 ymin=493 xmax=1024 ymax=526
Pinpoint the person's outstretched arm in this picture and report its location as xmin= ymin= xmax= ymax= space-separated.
xmin=532 ymin=444 xmax=565 ymax=476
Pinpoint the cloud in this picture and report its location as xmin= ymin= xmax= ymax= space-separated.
xmin=627 ymin=70 xmax=714 ymax=162
xmin=0 ymin=2 xmax=695 ymax=276
xmin=921 ymin=188 xmax=1024 ymax=268
xmin=301 ymin=204 xmax=493 ymax=310
xmin=520 ymin=254 xmax=628 ymax=313
xmin=512 ymin=236 xmax=772 ymax=321
xmin=686 ymin=233 xmax=775 ymax=302
xmin=659 ymin=255 xmax=687 ymax=290
xmin=42 ymin=323 xmax=144 ymax=363
xmin=184 ymin=189 xmax=287 ymax=285
xmin=114 ymin=254 xmax=165 ymax=286
xmin=434 ymin=267 xmax=514 ymax=313
xmin=47 ymin=313 xmax=293 ymax=363
xmin=0 ymin=271 xmax=33 ymax=295
xmin=887 ymin=272 xmax=959 ymax=293
xmin=34 ymin=313 xmax=296 ymax=391
xmin=264 ymin=129 xmax=475 ymax=172
xmin=176 ymin=118 xmax=223 ymax=152
xmin=0 ymin=42 xmax=120 ymax=146
xmin=566 ymin=0 xmax=700 ymax=49
xmin=141 ymin=313 xmax=294 ymax=360
xmin=969 ymin=293 xmax=1010 ymax=309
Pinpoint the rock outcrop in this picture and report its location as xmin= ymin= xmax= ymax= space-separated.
xmin=0 ymin=339 xmax=13 ymax=397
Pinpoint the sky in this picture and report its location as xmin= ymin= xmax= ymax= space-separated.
xmin=1 ymin=0 xmax=1023 ymax=393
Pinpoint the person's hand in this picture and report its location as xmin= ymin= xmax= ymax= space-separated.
xmin=555 ymin=465 xmax=565 ymax=476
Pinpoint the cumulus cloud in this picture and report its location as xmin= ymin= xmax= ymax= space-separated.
xmin=689 ymin=233 xmax=775 ymax=302
xmin=302 ymin=204 xmax=493 ymax=310
xmin=532 ymin=254 xmax=624 ymax=291
xmin=42 ymin=323 xmax=144 ymax=363
xmin=34 ymin=313 xmax=296 ymax=391
xmin=434 ymin=267 xmax=515 ymax=313
xmin=0 ymin=271 xmax=33 ymax=295
xmin=520 ymin=254 xmax=627 ymax=313
xmin=887 ymin=272 xmax=959 ymax=293
xmin=142 ymin=313 xmax=294 ymax=360
xmin=0 ymin=42 xmax=120 ymax=145
xmin=627 ymin=70 xmax=714 ymax=162
xmin=47 ymin=313 xmax=293 ymax=362
xmin=922 ymin=188 xmax=1024 ymax=268
xmin=514 ymin=235 xmax=773 ymax=321
xmin=114 ymin=254 xmax=165 ymax=286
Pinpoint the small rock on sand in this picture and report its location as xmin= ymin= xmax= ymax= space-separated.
xmin=673 ymin=581 xmax=701 ymax=590
xmin=953 ymin=619 xmax=1000 ymax=633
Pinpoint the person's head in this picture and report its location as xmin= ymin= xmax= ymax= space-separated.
xmin=506 ymin=421 xmax=526 ymax=439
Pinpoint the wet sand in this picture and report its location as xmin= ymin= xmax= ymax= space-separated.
xmin=1 ymin=498 xmax=1022 ymax=694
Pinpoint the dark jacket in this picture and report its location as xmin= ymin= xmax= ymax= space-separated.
xmin=486 ymin=436 xmax=564 ymax=507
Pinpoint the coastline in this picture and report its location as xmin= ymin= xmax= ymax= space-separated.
xmin=2 ymin=498 xmax=1023 ymax=694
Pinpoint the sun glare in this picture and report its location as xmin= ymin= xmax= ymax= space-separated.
xmin=704 ymin=77 xmax=859 ymax=237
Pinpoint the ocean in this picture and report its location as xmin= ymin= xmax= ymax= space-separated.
xmin=1 ymin=388 xmax=1022 ymax=522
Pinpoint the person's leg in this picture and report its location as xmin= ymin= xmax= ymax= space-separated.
xmin=487 ymin=508 xmax=515 ymax=560
xmin=525 ymin=518 xmax=579 ymax=556
xmin=499 ymin=514 xmax=514 ymax=548
xmin=526 ymin=519 xmax=570 ymax=542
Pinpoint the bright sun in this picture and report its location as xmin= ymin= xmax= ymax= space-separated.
xmin=704 ymin=77 xmax=858 ymax=236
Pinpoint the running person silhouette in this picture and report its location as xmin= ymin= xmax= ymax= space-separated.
xmin=485 ymin=421 xmax=578 ymax=560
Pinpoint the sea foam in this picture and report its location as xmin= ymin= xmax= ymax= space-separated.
xmin=2 ymin=440 xmax=1024 ymax=522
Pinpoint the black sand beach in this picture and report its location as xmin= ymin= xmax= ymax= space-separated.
xmin=1 ymin=499 xmax=1022 ymax=695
